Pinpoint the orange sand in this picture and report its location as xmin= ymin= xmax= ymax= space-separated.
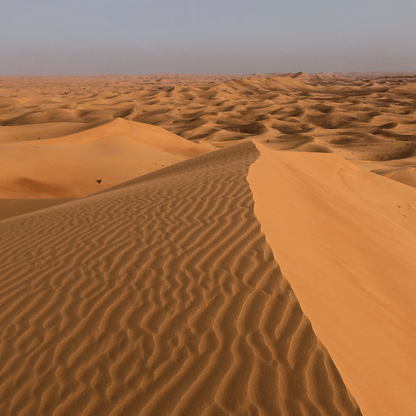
xmin=0 ymin=118 xmax=210 ymax=198
xmin=249 ymin=143 xmax=416 ymax=416
xmin=0 ymin=143 xmax=361 ymax=416
xmin=1 ymin=72 xmax=416 ymax=415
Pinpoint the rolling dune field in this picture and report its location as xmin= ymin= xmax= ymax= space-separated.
xmin=1 ymin=72 xmax=416 ymax=415
xmin=1 ymin=72 xmax=416 ymax=190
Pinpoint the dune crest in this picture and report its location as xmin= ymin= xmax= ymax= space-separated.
xmin=0 ymin=118 xmax=210 ymax=198
xmin=0 ymin=143 xmax=361 ymax=416
xmin=248 ymin=142 xmax=416 ymax=416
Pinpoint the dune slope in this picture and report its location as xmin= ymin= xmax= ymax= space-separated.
xmin=249 ymin=143 xmax=416 ymax=416
xmin=0 ymin=198 xmax=73 ymax=221
xmin=0 ymin=142 xmax=361 ymax=416
xmin=0 ymin=118 xmax=210 ymax=198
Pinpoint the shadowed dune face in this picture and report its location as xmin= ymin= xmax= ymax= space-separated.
xmin=1 ymin=73 xmax=416 ymax=189
xmin=375 ymin=166 xmax=416 ymax=189
xmin=0 ymin=198 xmax=73 ymax=221
xmin=0 ymin=143 xmax=361 ymax=416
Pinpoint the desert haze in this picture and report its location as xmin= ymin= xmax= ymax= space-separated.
xmin=0 ymin=72 xmax=416 ymax=416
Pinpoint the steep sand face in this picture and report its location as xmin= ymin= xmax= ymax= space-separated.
xmin=0 ymin=118 xmax=210 ymax=198
xmin=0 ymin=143 xmax=361 ymax=416
xmin=248 ymin=142 xmax=416 ymax=416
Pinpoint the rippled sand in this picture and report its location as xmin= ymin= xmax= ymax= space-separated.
xmin=1 ymin=72 xmax=416 ymax=416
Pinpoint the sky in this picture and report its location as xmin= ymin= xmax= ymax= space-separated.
xmin=1 ymin=0 xmax=416 ymax=75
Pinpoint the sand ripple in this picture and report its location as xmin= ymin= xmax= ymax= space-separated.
xmin=0 ymin=143 xmax=361 ymax=415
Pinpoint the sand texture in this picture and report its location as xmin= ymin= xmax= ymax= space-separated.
xmin=249 ymin=143 xmax=416 ymax=416
xmin=0 ymin=118 xmax=211 ymax=199
xmin=0 ymin=143 xmax=361 ymax=415
xmin=1 ymin=73 xmax=416 ymax=191
xmin=1 ymin=72 xmax=416 ymax=415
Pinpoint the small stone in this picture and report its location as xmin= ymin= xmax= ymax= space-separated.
xmin=96 ymin=179 xmax=102 ymax=184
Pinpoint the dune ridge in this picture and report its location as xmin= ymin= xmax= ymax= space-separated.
xmin=0 ymin=142 xmax=361 ymax=416
xmin=248 ymin=143 xmax=416 ymax=416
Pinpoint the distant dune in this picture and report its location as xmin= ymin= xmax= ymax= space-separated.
xmin=1 ymin=72 xmax=416 ymax=415
xmin=0 ymin=118 xmax=210 ymax=198
xmin=1 ymin=73 xmax=415 ymax=190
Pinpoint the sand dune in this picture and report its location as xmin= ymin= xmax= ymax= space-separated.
xmin=0 ymin=143 xmax=361 ymax=415
xmin=249 ymin=143 xmax=416 ymax=416
xmin=1 ymin=73 xmax=416 ymax=415
xmin=0 ymin=118 xmax=210 ymax=198
xmin=1 ymin=73 xmax=415 ymax=192
xmin=0 ymin=122 xmax=103 ymax=144
xmin=0 ymin=198 xmax=73 ymax=222
xmin=374 ymin=165 xmax=416 ymax=189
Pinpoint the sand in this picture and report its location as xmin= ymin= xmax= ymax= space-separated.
xmin=249 ymin=143 xmax=416 ymax=416
xmin=0 ymin=143 xmax=361 ymax=416
xmin=1 ymin=72 xmax=416 ymax=415
xmin=1 ymin=72 xmax=415 ymax=190
xmin=0 ymin=118 xmax=211 ymax=199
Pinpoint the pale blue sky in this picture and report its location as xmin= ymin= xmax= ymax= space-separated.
xmin=1 ymin=0 xmax=415 ymax=75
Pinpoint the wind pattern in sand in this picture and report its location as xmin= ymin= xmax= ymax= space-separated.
xmin=0 ymin=142 xmax=361 ymax=415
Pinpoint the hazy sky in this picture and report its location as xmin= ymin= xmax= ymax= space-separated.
xmin=1 ymin=0 xmax=416 ymax=75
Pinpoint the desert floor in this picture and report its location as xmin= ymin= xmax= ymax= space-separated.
xmin=1 ymin=72 xmax=416 ymax=416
